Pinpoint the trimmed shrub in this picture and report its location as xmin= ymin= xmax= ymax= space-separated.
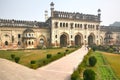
xmin=71 ymin=70 xmax=80 ymax=80
xmin=14 ymin=57 xmax=20 ymax=63
xmin=108 ymin=48 xmax=114 ymax=53
xmin=30 ymin=60 xmax=36 ymax=64
xmin=92 ymin=47 xmax=96 ymax=52
xmin=83 ymin=69 xmax=95 ymax=80
xmin=11 ymin=54 xmax=15 ymax=59
xmin=30 ymin=60 xmax=37 ymax=69
xmin=65 ymin=49 xmax=69 ymax=52
xmin=89 ymin=56 xmax=97 ymax=67
xmin=46 ymin=54 xmax=52 ymax=59
xmin=57 ymin=52 xmax=61 ymax=54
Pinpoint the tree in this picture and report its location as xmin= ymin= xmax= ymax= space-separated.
xmin=89 ymin=56 xmax=97 ymax=67
xmin=83 ymin=69 xmax=95 ymax=80
xmin=14 ymin=57 xmax=20 ymax=63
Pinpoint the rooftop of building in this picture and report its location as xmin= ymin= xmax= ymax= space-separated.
xmin=100 ymin=26 xmax=120 ymax=32
xmin=52 ymin=10 xmax=100 ymax=22
xmin=0 ymin=19 xmax=49 ymax=28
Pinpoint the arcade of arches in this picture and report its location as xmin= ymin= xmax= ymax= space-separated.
xmin=59 ymin=33 xmax=96 ymax=47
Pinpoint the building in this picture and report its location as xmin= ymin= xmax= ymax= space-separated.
xmin=100 ymin=26 xmax=120 ymax=46
xmin=0 ymin=2 xmax=120 ymax=49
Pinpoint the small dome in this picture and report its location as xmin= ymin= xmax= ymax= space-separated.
xmin=98 ymin=9 xmax=101 ymax=12
xmin=50 ymin=2 xmax=54 ymax=6
xmin=23 ymin=28 xmax=34 ymax=33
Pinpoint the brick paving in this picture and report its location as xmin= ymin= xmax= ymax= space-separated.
xmin=0 ymin=46 xmax=88 ymax=80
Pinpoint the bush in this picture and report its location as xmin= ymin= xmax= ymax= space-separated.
xmin=30 ymin=60 xmax=37 ymax=69
xmin=71 ymin=70 xmax=80 ymax=80
xmin=11 ymin=54 xmax=15 ymax=59
xmin=89 ymin=56 xmax=97 ymax=67
xmin=46 ymin=54 xmax=52 ymax=59
xmin=108 ymin=48 xmax=114 ymax=53
xmin=57 ymin=52 xmax=61 ymax=54
xmin=92 ymin=47 xmax=96 ymax=52
xmin=65 ymin=49 xmax=69 ymax=52
xmin=14 ymin=57 xmax=20 ymax=63
xmin=83 ymin=69 xmax=95 ymax=80
xmin=30 ymin=60 xmax=36 ymax=64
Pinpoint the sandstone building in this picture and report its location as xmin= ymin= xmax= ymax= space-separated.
xmin=0 ymin=2 xmax=120 ymax=49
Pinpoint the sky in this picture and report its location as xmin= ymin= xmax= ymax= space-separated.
xmin=0 ymin=0 xmax=120 ymax=26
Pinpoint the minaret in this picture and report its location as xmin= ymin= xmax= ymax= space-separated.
xmin=50 ymin=2 xmax=54 ymax=17
xmin=45 ymin=10 xmax=48 ymax=21
xmin=97 ymin=9 xmax=101 ymax=21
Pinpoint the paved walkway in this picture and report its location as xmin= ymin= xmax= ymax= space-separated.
xmin=0 ymin=46 xmax=88 ymax=80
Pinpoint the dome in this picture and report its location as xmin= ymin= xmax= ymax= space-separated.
xmin=23 ymin=28 xmax=34 ymax=33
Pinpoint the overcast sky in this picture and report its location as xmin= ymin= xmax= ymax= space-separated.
xmin=0 ymin=0 xmax=120 ymax=26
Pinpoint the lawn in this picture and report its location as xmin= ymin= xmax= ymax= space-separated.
xmin=0 ymin=48 xmax=76 ymax=67
xmin=90 ymin=51 xmax=119 ymax=80
xmin=102 ymin=52 xmax=120 ymax=79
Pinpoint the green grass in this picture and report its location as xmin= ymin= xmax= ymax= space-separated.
xmin=71 ymin=49 xmax=120 ymax=80
xmin=90 ymin=51 xmax=119 ymax=80
xmin=102 ymin=52 xmax=120 ymax=79
xmin=0 ymin=48 xmax=75 ymax=67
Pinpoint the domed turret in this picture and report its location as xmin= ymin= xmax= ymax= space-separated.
xmin=50 ymin=2 xmax=55 ymax=17
xmin=97 ymin=9 xmax=101 ymax=21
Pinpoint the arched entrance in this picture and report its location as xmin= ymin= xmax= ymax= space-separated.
xmin=60 ymin=34 xmax=68 ymax=47
xmin=75 ymin=35 xmax=82 ymax=46
xmin=40 ymin=39 xmax=44 ymax=46
xmin=5 ymin=41 xmax=8 ymax=46
xmin=38 ymin=35 xmax=47 ymax=47
xmin=88 ymin=33 xmax=95 ymax=46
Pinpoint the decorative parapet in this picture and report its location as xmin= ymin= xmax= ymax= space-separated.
xmin=52 ymin=11 xmax=100 ymax=22
xmin=0 ymin=19 xmax=49 ymax=28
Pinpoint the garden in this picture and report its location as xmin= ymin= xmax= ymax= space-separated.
xmin=71 ymin=49 xmax=119 ymax=80
xmin=0 ymin=47 xmax=77 ymax=69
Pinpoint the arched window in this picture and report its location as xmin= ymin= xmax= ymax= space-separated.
xmin=70 ymin=23 xmax=73 ymax=29
xmin=5 ymin=41 xmax=8 ymax=46
xmin=55 ymin=35 xmax=57 ymax=38
xmin=28 ymin=41 xmax=31 ymax=45
xmin=66 ymin=23 xmax=68 ymax=27
xmin=63 ymin=23 xmax=65 ymax=27
xmin=29 ymin=34 xmax=31 ymax=37
xmin=75 ymin=24 xmax=77 ymax=28
xmin=55 ymin=22 xmax=58 ymax=28
xmin=60 ymin=23 xmax=62 ymax=27
xmin=80 ymin=24 xmax=82 ymax=28
xmin=84 ymin=24 xmax=87 ymax=29
xmin=18 ymin=41 xmax=21 ymax=45
xmin=32 ymin=41 xmax=34 ymax=45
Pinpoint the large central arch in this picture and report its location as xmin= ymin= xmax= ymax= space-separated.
xmin=60 ymin=33 xmax=68 ymax=47
xmin=75 ymin=33 xmax=83 ymax=46
xmin=88 ymin=33 xmax=95 ymax=45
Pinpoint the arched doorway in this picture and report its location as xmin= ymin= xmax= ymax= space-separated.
xmin=60 ymin=34 xmax=67 ymax=47
xmin=5 ymin=41 xmax=8 ymax=46
xmin=40 ymin=39 xmax=44 ymax=46
xmin=88 ymin=33 xmax=95 ymax=46
xmin=75 ymin=35 xmax=82 ymax=46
